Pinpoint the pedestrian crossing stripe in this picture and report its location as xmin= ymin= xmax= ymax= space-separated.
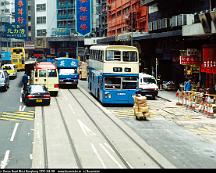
xmin=111 ymin=109 xmax=134 ymax=117
xmin=0 ymin=111 xmax=35 ymax=121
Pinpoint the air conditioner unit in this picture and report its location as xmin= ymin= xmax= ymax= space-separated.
xmin=161 ymin=18 xmax=169 ymax=28
xmin=170 ymin=16 xmax=178 ymax=27
xmin=199 ymin=11 xmax=211 ymax=33
xmin=157 ymin=19 xmax=162 ymax=30
xmin=152 ymin=20 xmax=157 ymax=30
xmin=177 ymin=14 xmax=194 ymax=26
xmin=210 ymin=9 xmax=216 ymax=25
xmin=148 ymin=22 xmax=153 ymax=31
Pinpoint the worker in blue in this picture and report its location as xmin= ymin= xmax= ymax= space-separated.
xmin=184 ymin=79 xmax=192 ymax=92
xmin=22 ymin=72 xmax=29 ymax=90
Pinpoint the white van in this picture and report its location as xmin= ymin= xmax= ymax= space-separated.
xmin=138 ymin=73 xmax=158 ymax=99
xmin=31 ymin=62 xmax=59 ymax=96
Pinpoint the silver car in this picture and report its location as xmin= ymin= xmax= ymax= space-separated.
xmin=0 ymin=69 xmax=10 ymax=91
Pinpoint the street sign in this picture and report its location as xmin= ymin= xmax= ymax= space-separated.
xmin=76 ymin=0 xmax=92 ymax=36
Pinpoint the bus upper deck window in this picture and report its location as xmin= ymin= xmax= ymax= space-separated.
xmin=106 ymin=51 xmax=121 ymax=61
xmin=123 ymin=51 xmax=137 ymax=62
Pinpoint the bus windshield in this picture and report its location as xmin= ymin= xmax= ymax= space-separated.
xmin=12 ymin=49 xmax=23 ymax=54
xmin=104 ymin=76 xmax=137 ymax=90
xmin=59 ymin=69 xmax=77 ymax=75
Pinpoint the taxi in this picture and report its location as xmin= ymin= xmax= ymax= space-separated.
xmin=2 ymin=64 xmax=17 ymax=79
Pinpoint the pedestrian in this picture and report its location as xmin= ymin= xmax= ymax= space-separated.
xmin=157 ymin=74 xmax=163 ymax=90
xmin=22 ymin=73 xmax=28 ymax=90
xmin=184 ymin=79 xmax=192 ymax=92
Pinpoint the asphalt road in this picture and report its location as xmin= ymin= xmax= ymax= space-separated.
xmin=0 ymin=72 xmax=34 ymax=168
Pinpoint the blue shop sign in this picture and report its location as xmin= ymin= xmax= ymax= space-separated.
xmin=76 ymin=0 xmax=92 ymax=36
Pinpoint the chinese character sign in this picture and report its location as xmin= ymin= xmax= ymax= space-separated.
xmin=2 ymin=23 xmax=26 ymax=39
xmin=15 ymin=0 xmax=27 ymax=39
xmin=76 ymin=0 xmax=92 ymax=36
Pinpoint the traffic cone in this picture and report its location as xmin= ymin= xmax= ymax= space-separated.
xmin=207 ymin=104 xmax=214 ymax=117
xmin=204 ymin=103 xmax=209 ymax=115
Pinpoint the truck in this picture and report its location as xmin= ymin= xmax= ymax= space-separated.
xmin=55 ymin=57 xmax=79 ymax=88
xmin=0 ymin=51 xmax=11 ymax=65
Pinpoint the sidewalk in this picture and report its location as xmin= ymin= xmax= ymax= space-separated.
xmin=158 ymin=90 xmax=178 ymax=102
xmin=154 ymin=90 xmax=216 ymax=144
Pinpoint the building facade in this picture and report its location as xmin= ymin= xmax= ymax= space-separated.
xmin=107 ymin=0 xmax=148 ymax=36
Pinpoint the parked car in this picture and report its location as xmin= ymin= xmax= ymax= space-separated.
xmin=137 ymin=73 xmax=158 ymax=99
xmin=1 ymin=64 xmax=17 ymax=79
xmin=22 ymin=84 xmax=51 ymax=106
xmin=162 ymin=81 xmax=176 ymax=91
xmin=0 ymin=69 xmax=10 ymax=91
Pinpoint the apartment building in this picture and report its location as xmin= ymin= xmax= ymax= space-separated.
xmin=107 ymin=0 xmax=148 ymax=36
xmin=140 ymin=0 xmax=216 ymax=89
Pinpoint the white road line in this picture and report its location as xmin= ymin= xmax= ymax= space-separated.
xmin=19 ymin=105 xmax=22 ymax=111
xmin=21 ymin=105 xmax=26 ymax=111
xmin=10 ymin=123 xmax=19 ymax=142
xmin=30 ymin=154 xmax=33 ymax=160
xmin=99 ymin=143 xmax=123 ymax=168
xmin=68 ymin=104 xmax=75 ymax=114
xmin=91 ymin=143 xmax=106 ymax=168
xmin=0 ymin=150 xmax=10 ymax=169
xmin=77 ymin=119 xmax=96 ymax=137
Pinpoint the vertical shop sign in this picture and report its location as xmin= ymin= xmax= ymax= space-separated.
xmin=201 ymin=46 xmax=216 ymax=74
xmin=14 ymin=0 xmax=27 ymax=39
xmin=76 ymin=0 xmax=92 ymax=36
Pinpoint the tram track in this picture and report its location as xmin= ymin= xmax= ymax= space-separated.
xmin=38 ymin=87 xmax=174 ymax=168
xmin=68 ymin=87 xmax=167 ymax=168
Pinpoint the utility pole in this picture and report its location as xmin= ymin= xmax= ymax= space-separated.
xmin=130 ymin=0 xmax=133 ymax=46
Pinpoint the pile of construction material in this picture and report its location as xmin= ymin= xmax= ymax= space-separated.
xmin=133 ymin=94 xmax=150 ymax=120
xmin=79 ymin=61 xmax=88 ymax=80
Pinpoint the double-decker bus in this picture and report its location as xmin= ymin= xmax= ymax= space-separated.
xmin=11 ymin=47 xmax=26 ymax=71
xmin=88 ymin=45 xmax=139 ymax=105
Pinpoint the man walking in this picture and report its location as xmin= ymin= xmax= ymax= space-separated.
xmin=22 ymin=73 xmax=28 ymax=90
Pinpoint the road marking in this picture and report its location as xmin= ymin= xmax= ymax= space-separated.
xmin=77 ymin=119 xmax=96 ymax=137
xmin=10 ymin=123 xmax=19 ymax=142
xmin=91 ymin=143 xmax=106 ymax=168
xmin=0 ymin=150 xmax=10 ymax=169
xmin=19 ymin=105 xmax=22 ymax=111
xmin=0 ymin=111 xmax=35 ymax=121
xmin=99 ymin=143 xmax=123 ymax=168
xmin=68 ymin=104 xmax=75 ymax=114
xmin=30 ymin=154 xmax=33 ymax=160
xmin=21 ymin=105 xmax=26 ymax=111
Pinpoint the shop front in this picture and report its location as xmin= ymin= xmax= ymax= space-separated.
xmin=179 ymin=48 xmax=202 ymax=91
xmin=201 ymin=45 xmax=216 ymax=93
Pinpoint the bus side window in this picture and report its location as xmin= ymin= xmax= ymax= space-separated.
xmin=39 ymin=70 xmax=46 ymax=77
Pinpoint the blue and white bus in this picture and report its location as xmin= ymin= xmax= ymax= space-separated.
xmin=88 ymin=45 xmax=139 ymax=105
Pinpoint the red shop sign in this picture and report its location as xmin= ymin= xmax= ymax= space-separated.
xmin=180 ymin=56 xmax=202 ymax=65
